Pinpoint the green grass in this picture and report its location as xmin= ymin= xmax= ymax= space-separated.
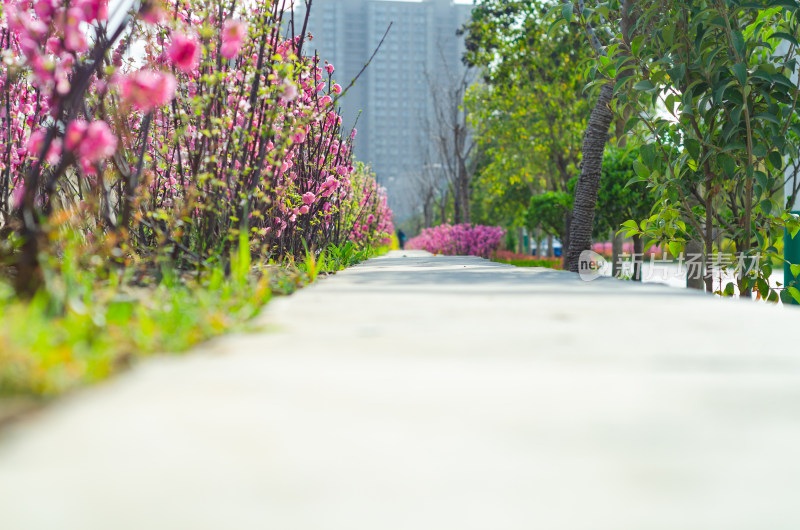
xmin=494 ymin=258 xmax=563 ymax=270
xmin=0 ymin=241 xmax=385 ymax=398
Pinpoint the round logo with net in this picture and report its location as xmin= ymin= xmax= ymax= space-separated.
xmin=578 ymin=250 xmax=610 ymax=281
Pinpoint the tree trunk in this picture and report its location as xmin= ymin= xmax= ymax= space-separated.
xmin=561 ymin=209 xmax=572 ymax=270
xmin=567 ymin=82 xmax=614 ymax=273
xmin=685 ymin=239 xmax=704 ymax=290
xmin=459 ymin=158 xmax=470 ymax=224
xmin=547 ymin=234 xmax=554 ymax=258
xmin=423 ymin=189 xmax=434 ymax=228
xmin=453 ymin=186 xmax=462 ymax=225
xmin=632 ymin=233 xmax=643 ymax=282
xmin=516 ymin=227 xmax=524 ymax=254
xmin=612 ymin=230 xmax=623 ymax=278
xmin=14 ymin=230 xmax=41 ymax=296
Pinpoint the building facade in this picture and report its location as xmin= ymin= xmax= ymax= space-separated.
xmin=293 ymin=0 xmax=473 ymax=217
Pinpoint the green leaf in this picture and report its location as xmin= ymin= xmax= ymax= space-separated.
xmin=780 ymin=289 xmax=794 ymax=304
xmin=614 ymin=75 xmax=635 ymax=94
xmin=623 ymin=115 xmax=639 ymax=134
xmin=790 ymin=264 xmax=800 ymax=278
xmin=561 ymin=2 xmax=573 ymax=22
xmin=685 ymin=138 xmax=700 ymax=161
xmin=751 ymin=68 xmax=775 ymax=83
xmin=547 ymin=17 xmax=567 ymax=36
xmin=723 ymin=282 xmax=736 ymax=297
xmin=732 ymin=63 xmax=748 ymax=86
xmin=770 ymin=31 xmax=800 ymax=46
xmin=722 ymin=141 xmax=745 ymax=153
xmin=662 ymin=25 xmax=675 ymax=46
xmin=719 ymin=153 xmax=736 ymax=176
xmin=788 ymin=286 xmax=800 ymax=304
xmin=769 ymin=151 xmax=783 ymax=170
xmin=768 ymin=290 xmax=780 ymax=303
xmin=757 ymin=278 xmax=770 ymax=299
xmin=754 ymin=112 xmax=782 ymax=125
xmin=768 ymin=1 xmax=798 ymax=12
xmin=731 ymin=30 xmax=746 ymax=59
xmin=761 ymin=199 xmax=773 ymax=215
xmin=731 ymin=105 xmax=743 ymax=125
xmin=631 ymin=35 xmax=644 ymax=56
xmin=668 ymin=241 xmax=682 ymax=258
xmin=633 ymin=159 xmax=650 ymax=179
xmin=668 ymin=64 xmax=686 ymax=84
xmin=633 ymin=80 xmax=655 ymax=91
xmin=640 ymin=144 xmax=656 ymax=168
xmin=755 ymin=170 xmax=770 ymax=190
xmin=714 ymin=80 xmax=733 ymax=103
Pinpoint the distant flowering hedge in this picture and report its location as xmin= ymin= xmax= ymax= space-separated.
xmin=407 ymin=224 xmax=505 ymax=258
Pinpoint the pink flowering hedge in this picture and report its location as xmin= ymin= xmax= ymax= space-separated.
xmin=0 ymin=0 xmax=392 ymax=292
xmin=407 ymin=224 xmax=506 ymax=259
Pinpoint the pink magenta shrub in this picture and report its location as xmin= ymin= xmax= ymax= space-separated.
xmin=407 ymin=224 xmax=505 ymax=258
xmin=0 ymin=0 xmax=393 ymax=289
xmin=344 ymin=163 xmax=394 ymax=248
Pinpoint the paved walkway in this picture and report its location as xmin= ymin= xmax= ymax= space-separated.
xmin=1 ymin=250 xmax=799 ymax=529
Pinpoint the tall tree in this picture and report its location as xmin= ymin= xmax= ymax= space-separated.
xmin=426 ymin=66 xmax=478 ymax=224
xmin=462 ymin=0 xmax=591 ymax=263
xmin=562 ymin=0 xmax=636 ymax=272
xmin=573 ymin=0 xmax=800 ymax=299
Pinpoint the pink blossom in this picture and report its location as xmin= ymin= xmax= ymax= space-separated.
xmin=281 ymin=80 xmax=298 ymax=103
xmin=302 ymin=192 xmax=315 ymax=205
xmin=65 ymin=120 xmax=117 ymax=163
xmin=406 ymin=224 xmax=505 ymax=258
xmin=351 ymin=128 xmax=357 ymax=139
xmin=299 ymin=205 xmax=309 ymax=214
xmin=320 ymin=95 xmax=332 ymax=106
xmin=221 ymin=19 xmax=248 ymax=59
xmin=62 ymin=9 xmax=89 ymax=52
xmin=333 ymin=84 xmax=342 ymax=94
xmin=64 ymin=120 xmax=89 ymax=152
xmin=11 ymin=184 xmax=25 ymax=209
xmin=34 ymin=0 xmax=57 ymax=24
xmin=83 ymin=121 xmax=117 ymax=162
xmin=325 ymin=64 xmax=334 ymax=74
xmin=76 ymin=0 xmax=108 ymax=23
xmin=119 ymin=71 xmax=177 ymax=111
xmin=139 ymin=1 xmax=165 ymax=24
xmin=168 ymin=33 xmax=201 ymax=73
xmin=26 ymin=130 xmax=62 ymax=164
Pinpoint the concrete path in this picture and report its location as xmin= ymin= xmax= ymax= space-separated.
xmin=1 ymin=250 xmax=799 ymax=529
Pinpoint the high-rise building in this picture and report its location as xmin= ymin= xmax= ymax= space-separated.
xmin=293 ymin=0 xmax=473 ymax=217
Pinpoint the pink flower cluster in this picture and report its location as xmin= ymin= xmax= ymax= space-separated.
xmin=407 ymin=224 xmax=506 ymax=258
xmin=118 ymin=71 xmax=177 ymax=112
xmin=221 ymin=20 xmax=248 ymax=59
xmin=0 ymin=0 xmax=393 ymax=262
xmin=345 ymin=164 xmax=394 ymax=248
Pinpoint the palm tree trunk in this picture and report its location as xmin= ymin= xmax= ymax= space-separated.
xmin=567 ymin=82 xmax=614 ymax=272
